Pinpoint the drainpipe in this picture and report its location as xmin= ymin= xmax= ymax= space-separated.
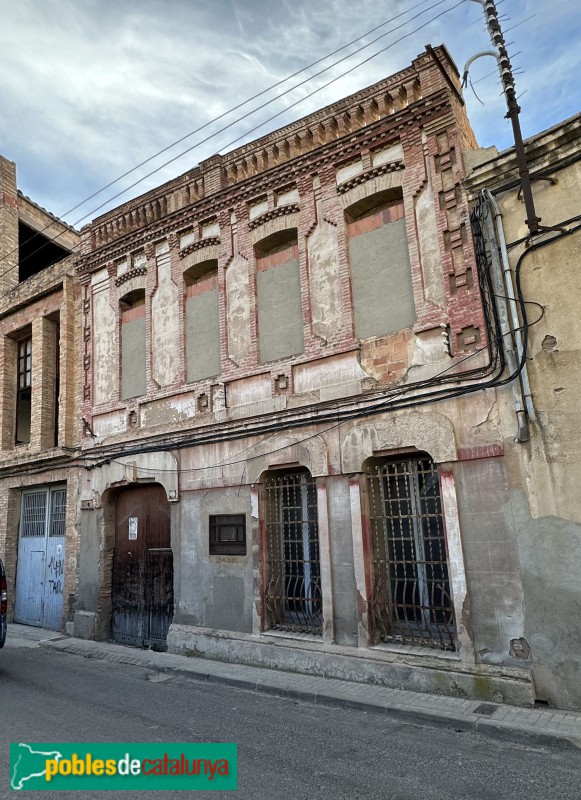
xmin=485 ymin=190 xmax=536 ymax=426
xmin=481 ymin=201 xmax=528 ymax=442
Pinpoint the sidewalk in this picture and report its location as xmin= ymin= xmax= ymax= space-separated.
xmin=8 ymin=624 xmax=581 ymax=750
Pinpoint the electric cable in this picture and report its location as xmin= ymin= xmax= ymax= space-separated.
xmin=1 ymin=0 xmax=467 ymax=285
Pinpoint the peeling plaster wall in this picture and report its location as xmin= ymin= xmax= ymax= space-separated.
xmin=454 ymin=458 xmax=527 ymax=669
xmin=415 ymin=181 xmax=446 ymax=307
xmin=327 ymin=476 xmax=358 ymax=646
xmin=92 ymin=272 xmax=118 ymax=405
xmin=349 ymin=218 xmax=415 ymax=339
xmin=226 ymin=255 xmax=251 ymax=365
xmin=151 ymin=248 xmax=180 ymax=387
xmin=307 ymin=218 xmax=342 ymax=342
xmin=508 ymin=491 xmax=581 ymax=710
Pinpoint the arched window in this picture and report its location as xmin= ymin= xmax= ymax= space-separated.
xmin=366 ymin=454 xmax=456 ymax=650
xmin=255 ymin=229 xmax=304 ymax=364
xmin=120 ymin=289 xmax=146 ymax=400
xmin=346 ymin=189 xmax=415 ymax=339
xmin=262 ymin=469 xmax=322 ymax=635
xmin=184 ymin=259 xmax=220 ymax=382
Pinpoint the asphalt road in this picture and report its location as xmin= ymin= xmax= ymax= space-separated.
xmin=1 ymin=636 xmax=580 ymax=800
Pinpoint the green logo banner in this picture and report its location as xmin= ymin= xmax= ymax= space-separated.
xmin=10 ymin=743 xmax=237 ymax=791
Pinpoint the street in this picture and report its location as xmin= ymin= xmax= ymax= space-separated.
xmin=1 ymin=631 xmax=580 ymax=799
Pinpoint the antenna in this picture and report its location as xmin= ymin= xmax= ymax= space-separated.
xmin=464 ymin=0 xmax=543 ymax=237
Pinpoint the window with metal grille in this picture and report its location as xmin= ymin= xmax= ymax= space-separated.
xmin=367 ymin=456 xmax=456 ymax=650
xmin=49 ymin=488 xmax=67 ymax=537
xmin=21 ymin=491 xmax=47 ymax=537
xmin=263 ymin=470 xmax=322 ymax=635
xmin=16 ymin=336 xmax=32 ymax=444
xmin=209 ymin=514 xmax=246 ymax=555
xmin=21 ymin=487 xmax=67 ymax=538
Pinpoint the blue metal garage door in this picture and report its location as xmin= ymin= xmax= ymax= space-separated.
xmin=14 ymin=487 xmax=67 ymax=630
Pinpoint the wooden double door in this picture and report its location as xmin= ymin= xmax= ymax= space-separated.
xmin=112 ymin=485 xmax=173 ymax=649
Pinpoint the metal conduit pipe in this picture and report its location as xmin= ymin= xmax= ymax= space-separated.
xmin=481 ymin=197 xmax=528 ymax=442
xmin=484 ymin=189 xmax=536 ymax=424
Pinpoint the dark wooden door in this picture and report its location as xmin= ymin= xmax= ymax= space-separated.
xmin=112 ymin=484 xmax=173 ymax=649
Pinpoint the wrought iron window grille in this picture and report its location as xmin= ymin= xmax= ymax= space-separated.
xmin=263 ymin=470 xmax=322 ymax=636
xmin=367 ymin=457 xmax=456 ymax=651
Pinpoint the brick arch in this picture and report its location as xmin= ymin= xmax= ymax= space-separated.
xmin=339 ymin=170 xmax=404 ymax=210
xmin=341 ymin=411 xmax=456 ymax=473
xmin=250 ymin=212 xmax=300 ymax=246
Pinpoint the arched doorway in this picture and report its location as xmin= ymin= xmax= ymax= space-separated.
xmin=111 ymin=484 xmax=173 ymax=649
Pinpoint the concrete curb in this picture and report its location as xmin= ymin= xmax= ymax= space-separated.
xmin=37 ymin=636 xmax=581 ymax=753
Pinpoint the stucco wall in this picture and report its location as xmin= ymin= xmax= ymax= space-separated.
xmin=121 ymin=315 xmax=146 ymax=400
xmin=349 ymin=218 xmax=415 ymax=339
xmin=186 ymin=288 xmax=220 ymax=381
xmin=257 ymin=258 xmax=304 ymax=364
xmin=175 ymin=489 xmax=253 ymax=634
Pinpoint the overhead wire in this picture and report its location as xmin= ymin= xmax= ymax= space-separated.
xmin=0 ymin=0 xmax=467 ymax=287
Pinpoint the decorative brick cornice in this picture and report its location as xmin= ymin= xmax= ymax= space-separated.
xmin=114 ymin=266 xmax=147 ymax=287
xmin=248 ymin=204 xmax=300 ymax=230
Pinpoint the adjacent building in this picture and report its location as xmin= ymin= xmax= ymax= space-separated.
xmin=464 ymin=112 xmax=581 ymax=709
xmin=0 ymin=156 xmax=80 ymax=631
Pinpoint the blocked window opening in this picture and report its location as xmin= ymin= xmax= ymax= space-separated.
xmin=16 ymin=336 xmax=32 ymax=444
xmin=120 ymin=290 xmax=146 ymax=400
xmin=263 ymin=470 xmax=322 ymax=635
xmin=346 ymin=189 xmax=415 ymax=340
xmin=255 ymin=229 xmax=304 ymax=364
xmin=209 ymin=514 xmax=246 ymax=556
xmin=366 ymin=455 xmax=456 ymax=650
xmin=19 ymin=221 xmax=70 ymax=282
xmin=185 ymin=260 xmax=220 ymax=382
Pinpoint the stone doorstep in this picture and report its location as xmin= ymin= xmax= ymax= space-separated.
xmin=35 ymin=634 xmax=581 ymax=752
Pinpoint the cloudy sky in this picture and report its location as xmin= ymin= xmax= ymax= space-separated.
xmin=1 ymin=0 xmax=578 ymax=226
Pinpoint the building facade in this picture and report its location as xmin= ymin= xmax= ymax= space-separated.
xmin=0 ymin=156 xmax=80 ymax=632
xmin=4 ymin=46 xmax=578 ymax=710
xmin=70 ymin=46 xmax=539 ymax=706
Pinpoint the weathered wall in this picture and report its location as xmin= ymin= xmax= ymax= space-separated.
xmin=464 ymin=114 xmax=581 ymax=708
xmin=151 ymin=245 xmax=180 ymax=387
xmin=454 ymin=457 xmax=528 ymax=669
xmin=175 ymin=489 xmax=253 ymax=634
xmin=92 ymin=271 xmax=118 ymax=406
xmin=326 ymin=475 xmax=358 ymax=646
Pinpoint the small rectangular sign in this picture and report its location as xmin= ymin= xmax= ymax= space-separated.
xmin=10 ymin=743 xmax=237 ymax=791
xmin=128 ymin=517 xmax=138 ymax=540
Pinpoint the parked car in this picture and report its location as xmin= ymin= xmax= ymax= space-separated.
xmin=0 ymin=558 xmax=6 ymax=648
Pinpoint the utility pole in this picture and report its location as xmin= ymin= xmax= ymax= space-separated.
xmin=468 ymin=0 xmax=541 ymax=236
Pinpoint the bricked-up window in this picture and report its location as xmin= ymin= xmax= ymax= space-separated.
xmin=255 ymin=229 xmax=304 ymax=364
xmin=209 ymin=514 xmax=246 ymax=556
xmin=120 ymin=290 xmax=146 ymax=400
xmin=185 ymin=260 xmax=220 ymax=382
xmin=366 ymin=455 xmax=456 ymax=650
xmin=346 ymin=189 xmax=415 ymax=339
xmin=16 ymin=336 xmax=32 ymax=444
